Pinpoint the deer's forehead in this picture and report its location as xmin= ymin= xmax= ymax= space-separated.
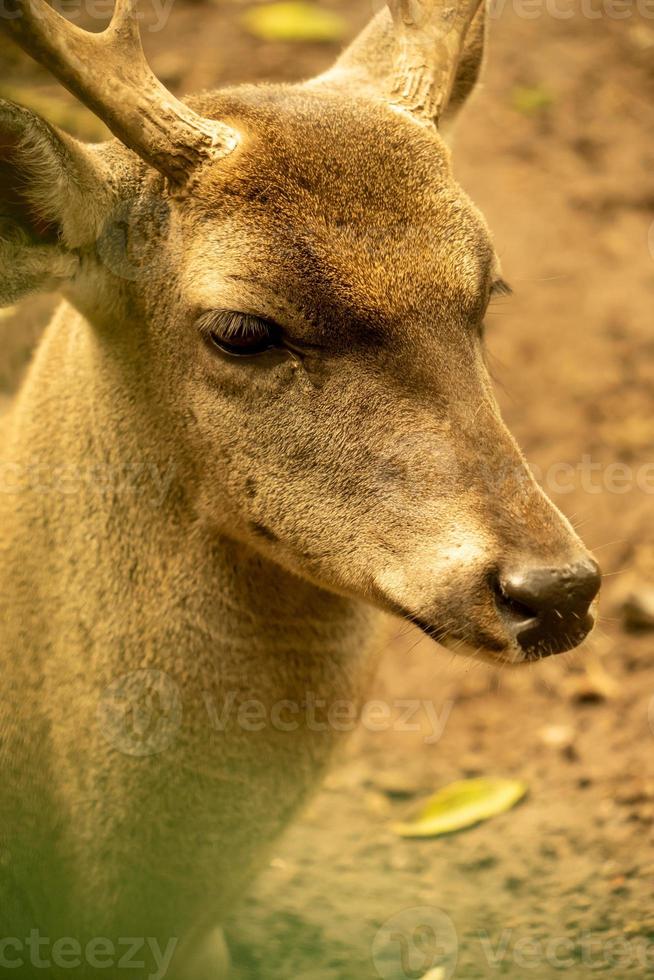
xmin=182 ymin=187 xmax=493 ymax=330
xmin=178 ymin=90 xmax=494 ymax=325
xmin=182 ymin=222 xmax=491 ymax=350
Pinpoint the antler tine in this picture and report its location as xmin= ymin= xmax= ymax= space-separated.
xmin=387 ymin=0 xmax=484 ymax=123
xmin=1 ymin=0 xmax=238 ymax=183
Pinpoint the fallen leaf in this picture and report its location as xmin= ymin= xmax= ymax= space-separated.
xmin=393 ymin=777 xmax=527 ymax=839
xmin=241 ymin=2 xmax=347 ymax=43
xmin=511 ymin=85 xmax=554 ymax=115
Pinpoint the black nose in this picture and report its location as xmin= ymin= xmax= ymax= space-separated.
xmin=494 ymin=559 xmax=601 ymax=658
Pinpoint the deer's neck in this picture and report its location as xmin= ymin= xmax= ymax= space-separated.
xmin=0 ymin=305 xmax=387 ymax=928
xmin=1 ymin=303 xmax=386 ymax=676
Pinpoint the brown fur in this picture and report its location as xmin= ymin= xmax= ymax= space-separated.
xmin=0 ymin=8 xmax=596 ymax=977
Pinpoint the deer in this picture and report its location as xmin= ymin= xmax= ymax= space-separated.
xmin=0 ymin=0 xmax=601 ymax=976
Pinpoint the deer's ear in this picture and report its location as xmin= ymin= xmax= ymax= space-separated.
xmin=0 ymin=101 xmax=112 ymax=306
xmin=315 ymin=5 xmax=486 ymax=132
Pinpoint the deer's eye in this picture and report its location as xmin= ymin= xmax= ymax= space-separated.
xmin=198 ymin=310 xmax=282 ymax=358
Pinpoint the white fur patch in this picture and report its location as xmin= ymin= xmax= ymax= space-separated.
xmin=375 ymin=521 xmax=490 ymax=609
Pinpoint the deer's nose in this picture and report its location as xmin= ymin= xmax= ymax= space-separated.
xmin=494 ymin=559 xmax=601 ymax=658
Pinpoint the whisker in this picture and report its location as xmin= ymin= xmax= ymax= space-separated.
xmin=590 ymin=539 xmax=627 ymax=553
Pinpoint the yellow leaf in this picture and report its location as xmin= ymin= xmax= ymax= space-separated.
xmin=393 ymin=777 xmax=527 ymax=838
xmin=241 ymin=2 xmax=347 ymax=43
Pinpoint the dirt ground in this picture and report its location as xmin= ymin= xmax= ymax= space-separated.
xmin=1 ymin=1 xmax=653 ymax=978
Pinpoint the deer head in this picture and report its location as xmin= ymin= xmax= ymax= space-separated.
xmin=0 ymin=0 xmax=600 ymax=663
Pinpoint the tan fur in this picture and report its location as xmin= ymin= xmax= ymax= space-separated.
xmin=0 ymin=8 xmax=596 ymax=977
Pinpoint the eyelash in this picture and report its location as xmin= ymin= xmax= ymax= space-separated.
xmin=198 ymin=310 xmax=273 ymax=340
xmin=197 ymin=310 xmax=282 ymax=357
xmin=490 ymin=278 xmax=513 ymax=299
xmin=476 ymin=279 xmax=512 ymax=340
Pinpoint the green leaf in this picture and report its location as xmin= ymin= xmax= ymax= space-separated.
xmin=511 ymin=85 xmax=554 ymax=115
xmin=241 ymin=2 xmax=347 ymax=43
xmin=392 ymin=777 xmax=527 ymax=838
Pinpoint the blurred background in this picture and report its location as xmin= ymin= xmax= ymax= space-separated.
xmin=1 ymin=1 xmax=653 ymax=977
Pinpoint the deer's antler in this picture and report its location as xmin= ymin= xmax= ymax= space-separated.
xmin=387 ymin=0 xmax=484 ymax=123
xmin=1 ymin=0 xmax=239 ymax=184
